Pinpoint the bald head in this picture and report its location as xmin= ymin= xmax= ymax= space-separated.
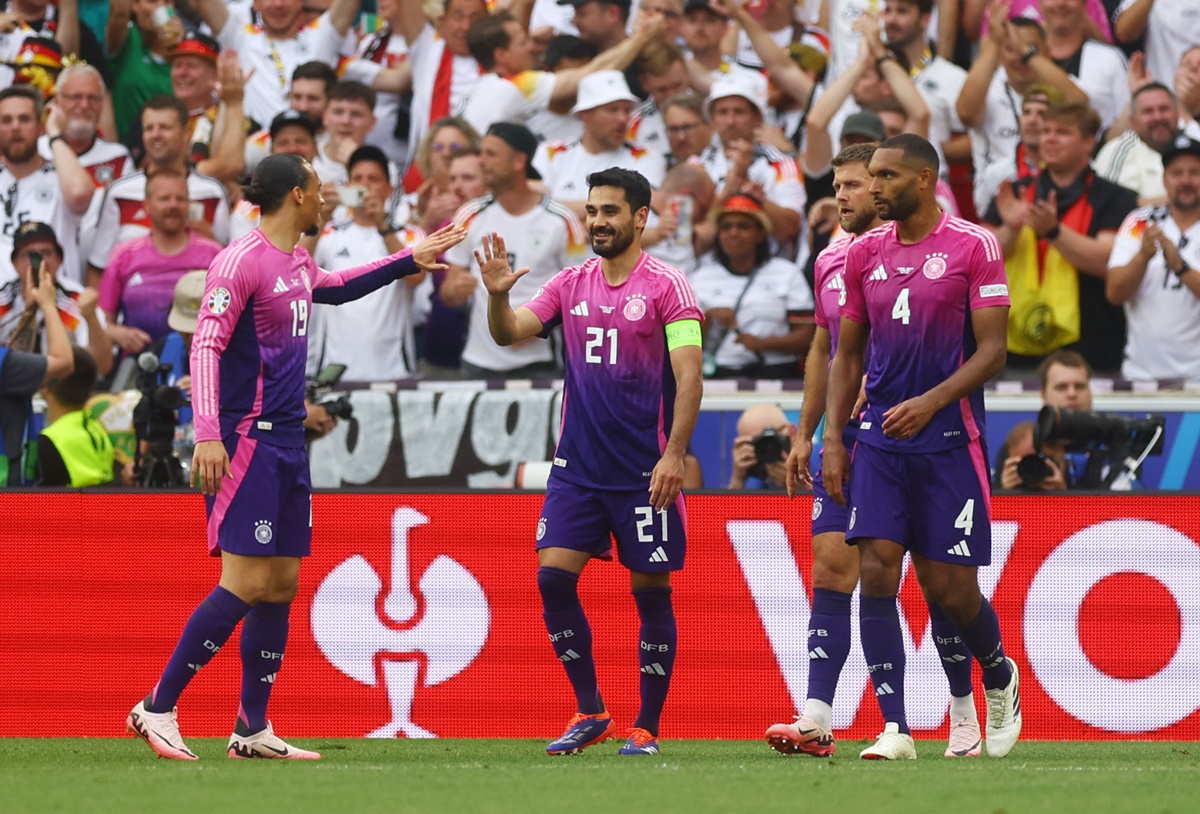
xmin=737 ymin=404 xmax=789 ymax=437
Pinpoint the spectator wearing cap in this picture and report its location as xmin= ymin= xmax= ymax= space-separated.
xmin=83 ymin=95 xmax=232 ymax=287
xmin=560 ymin=0 xmax=632 ymax=53
xmin=230 ymin=110 xmax=322 ymax=243
xmin=37 ymin=64 xmax=133 ymax=190
xmin=2 ymin=221 xmax=113 ymax=377
xmin=164 ymin=32 xmax=255 ymax=171
xmin=462 ymin=9 xmax=658 ymax=137
xmin=35 ymin=344 xmax=114 ymax=487
xmin=9 ymin=35 xmax=63 ymax=102
xmin=682 ymin=0 xmax=735 ymax=79
xmin=444 ymin=122 xmax=587 ymax=379
xmin=307 ymin=146 xmax=427 ymax=382
xmin=0 ymin=0 xmax=110 ymax=90
xmin=105 ymin=0 xmax=183 ymax=138
xmin=689 ymin=193 xmax=815 ymax=379
xmin=533 ymin=70 xmax=667 ymax=220
xmin=984 ymin=100 xmax=1138 ymax=375
xmin=391 ymin=0 xmax=487 ymax=174
xmin=98 ymin=170 xmax=223 ymax=357
xmin=243 ymin=61 xmax=338 ymax=176
xmin=957 ymin=6 xmax=1090 ymax=192
xmin=0 ymin=86 xmax=94 ymax=285
xmin=526 ymin=35 xmax=597 ymax=144
xmin=1106 ymin=135 xmax=1200 ymax=381
xmin=694 ymin=70 xmax=806 ymax=249
xmin=1096 ymin=82 xmax=1185 ymax=206
xmin=191 ymin=0 xmax=358 ymax=124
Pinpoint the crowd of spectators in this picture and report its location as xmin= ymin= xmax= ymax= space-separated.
xmin=2 ymin=0 xmax=1200 ymax=429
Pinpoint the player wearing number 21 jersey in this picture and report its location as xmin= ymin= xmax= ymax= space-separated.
xmin=480 ymin=168 xmax=703 ymax=759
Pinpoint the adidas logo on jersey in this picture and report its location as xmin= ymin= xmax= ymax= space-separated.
xmin=337 ymin=247 xmax=351 ymax=258
xmin=947 ymin=540 xmax=972 ymax=557
xmin=128 ymin=272 xmax=144 ymax=287
xmin=570 ymin=301 xmax=590 ymax=317
xmin=875 ymin=682 xmax=895 ymax=696
xmin=869 ymin=265 xmax=888 ymax=281
xmin=274 ymin=277 xmax=289 ymax=293
xmin=809 ymin=647 xmax=829 ymax=659
xmin=649 ymin=546 xmax=669 ymax=563
xmin=559 ymin=649 xmax=581 ymax=662
xmin=641 ymin=663 xmax=667 ymax=676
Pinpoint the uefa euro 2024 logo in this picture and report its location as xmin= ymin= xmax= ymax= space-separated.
xmin=311 ymin=507 xmax=490 ymax=738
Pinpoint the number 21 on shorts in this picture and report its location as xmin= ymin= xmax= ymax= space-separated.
xmin=635 ymin=506 xmax=668 ymax=543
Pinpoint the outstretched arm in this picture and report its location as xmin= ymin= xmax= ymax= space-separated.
xmin=314 ymin=223 xmax=466 ymax=304
xmin=476 ymin=233 xmax=546 ymax=345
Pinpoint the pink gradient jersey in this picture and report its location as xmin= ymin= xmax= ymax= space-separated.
xmin=812 ymin=233 xmax=854 ymax=357
xmin=840 ymin=212 xmax=1010 ymax=453
xmin=192 ymin=229 xmax=418 ymax=447
xmin=524 ymin=251 xmax=703 ymax=490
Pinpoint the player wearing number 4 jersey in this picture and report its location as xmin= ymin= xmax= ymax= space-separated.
xmin=126 ymin=154 xmax=467 ymax=762
xmin=823 ymin=134 xmax=1022 ymax=760
xmin=479 ymin=167 xmax=703 ymax=757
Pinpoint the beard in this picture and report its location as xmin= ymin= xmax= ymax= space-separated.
xmin=590 ymin=223 xmax=636 ymax=258
xmin=2 ymin=140 xmax=37 ymax=165
xmin=875 ymin=186 xmax=919 ymax=222
xmin=65 ymin=119 xmax=96 ymax=143
xmin=842 ymin=206 xmax=878 ymax=236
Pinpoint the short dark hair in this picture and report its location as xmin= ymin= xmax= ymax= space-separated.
xmin=242 ymin=153 xmax=313 ymax=215
xmin=1132 ymin=81 xmax=1175 ymax=105
xmin=292 ymin=60 xmax=338 ymax=93
xmin=894 ymin=0 xmax=934 ymax=14
xmin=542 ymin=35 xmax=597 ymax=70
xmin=467 ymin=11 xmax=515 ymax=71
xmin=1008 ymin=16 xmax=1046 ymax=39
xmin=1038 ymin=349 xmax=1091 ymax=389
xmin=49 ymin=346 xmax=97 ymax=409
xmin=142 ymin=94 xmax=189 ymax=128
xmin=347 ymin=145 xmax=390 ymax=179
xmin=878 ymin=132 xmax=940 ymax=175
xmin=587 ymin=167 xmax=652 ymax=215
xmin=0 ymin=85 xmax=42 ymax=118
xmin=328 ymin=80 xmax=376 ymax=111
xmin=832 ymin=142 xmax=880 ymax=168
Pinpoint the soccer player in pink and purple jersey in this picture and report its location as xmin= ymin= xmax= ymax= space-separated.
xmin=766 ymin=143 xmax=981 ymax=760
xmin=477 ymin=167 xmax=703 ymax=757
xmin=126 ymin=154 xmax=466 ymax=761
xmin=822 ymin=134 xmax=1022 ymax=760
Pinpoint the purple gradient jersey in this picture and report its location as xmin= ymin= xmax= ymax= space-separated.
xmin=524 ymin=251 xmax=702 ymax=490
xmin=840 ymin=212 xmax=1010 ymax=453
xmin=192 ymin=229 xmax=418 ymax=447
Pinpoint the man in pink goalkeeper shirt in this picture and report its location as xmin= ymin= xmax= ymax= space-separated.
xmin=126 ymin=153 xmax=466 ymax=761
xmin=478 ymin=167 xmax=703 ymax=758
xmin=822 ymin=134 xmax=1022 ymax=760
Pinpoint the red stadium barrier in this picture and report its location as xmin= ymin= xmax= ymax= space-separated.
xmin=2 ymin=493 xmax=1198 ymax=740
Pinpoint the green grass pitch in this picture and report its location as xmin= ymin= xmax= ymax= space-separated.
xmin=1 ymin=739 xmax=1196 ymax=814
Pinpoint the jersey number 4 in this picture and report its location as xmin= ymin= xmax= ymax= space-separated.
xmin=892 ymin=288 xmax=911 ymax=325
xmin=584 ymin=327 xmax=618 ymax=365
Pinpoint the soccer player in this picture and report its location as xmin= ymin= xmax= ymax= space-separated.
xmin=765 ymin=143 xmax=982 ymax=759
xmin=477 ymin=167 xmax=703 ymax=757
xmin=126 ymin=154 xmax=466 ymax=761
xmin=821 ymin=134 xmax=1022 ymax=760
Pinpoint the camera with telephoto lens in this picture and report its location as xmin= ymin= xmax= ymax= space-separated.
xmin=748 ymin=428 xmax=790 ymax=480
xmin=133 ymin=351 xmax=188 ymax=488
xmin=1017 ymin=406 xmax=1166 ymax=490
xmin=305 ymin=363 xmax=353 ymax=438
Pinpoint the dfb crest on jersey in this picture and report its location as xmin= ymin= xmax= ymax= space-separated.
xmin=922 ymin=252 xmax=948 ymax=280
xmin=623 ymin=293 xmax=647 ymax=321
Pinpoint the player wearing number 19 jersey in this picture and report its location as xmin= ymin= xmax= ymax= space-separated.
xmin=481 ymin=168 xmax=703 ymax=758
xmin=823 ymin=135 xmax=1021 ymax=760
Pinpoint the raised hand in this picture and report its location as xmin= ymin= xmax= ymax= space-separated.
xmin=412 ymin=222 xmax=467 ymax=272
xmin=475 ymin=232 xmax=530 ymax=295
xmin=1029 ymin=187 xmax=1059 ymax=238
xmin=216 ymin=50 xmax=246 ymax=105
xmin=995 ymin=179 xmax=1030 ymax=231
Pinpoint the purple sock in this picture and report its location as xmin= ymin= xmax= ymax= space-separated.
xmin=928 ymin=603 xmax=974 ymax=697
xmin=146 ymin=586 xmax=251 ymax=713
xmin=959 ymin=598 xmax=1013 ymax=690
xmin=632 ymin=587 xmax=676 ymax=737
xmin=806 ymin=588 xmax=853 ymax=706
xmin=860 ymin=594 xmax=909 ymax=734
xmin=236 ymin=600 xmax=291 ymax=735
xmin=537 ymin=567 xmax=602 ymax=715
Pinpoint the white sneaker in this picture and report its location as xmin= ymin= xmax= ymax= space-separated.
xmin=227 ymin=721 xmax=321 ymax=760
xmin=984 ymin=658 xmax=1022 ymax=758
xmin=944 ymin=716 xmax=982 ymax=757
xmin=127 ymin=700 xmax=198 ymax=760
xmin=859 ymin=722 xmax=916 ymax=760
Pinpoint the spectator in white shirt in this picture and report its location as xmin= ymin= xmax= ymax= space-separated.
xmin=1096 ymin=82 xmax=1184 ymax=205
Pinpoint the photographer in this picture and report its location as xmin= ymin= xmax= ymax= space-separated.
xmin=1 ymin=269 xmax=74 ymax=486
xmin=728 ymin=403 xmax=794 ymax=489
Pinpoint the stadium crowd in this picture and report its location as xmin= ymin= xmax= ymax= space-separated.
xmin=2 ymin=0 xmax=1200 ymax=486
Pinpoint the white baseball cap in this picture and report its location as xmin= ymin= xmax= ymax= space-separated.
xmin=572 ymin=70 xmax=640 ymax=115
xmin=703 ymin=71 xmax=769 ymax=120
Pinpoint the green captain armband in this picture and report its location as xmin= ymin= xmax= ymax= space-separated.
xmin=665 ymin=319 xmax=702 ymax=351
